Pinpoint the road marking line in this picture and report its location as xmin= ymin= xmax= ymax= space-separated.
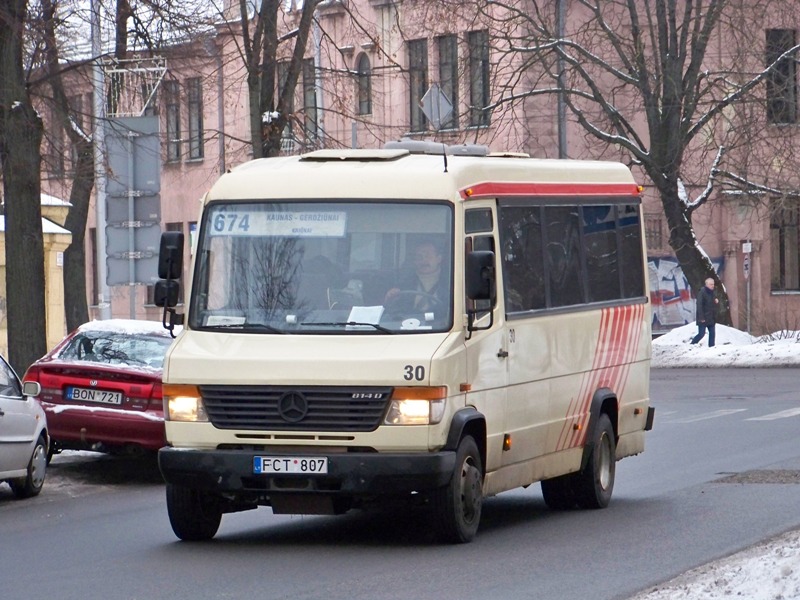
xmin=671 ymin=409 xmax=747 ymax=423
xmin=746 ymin=408 xmax=800 ymax=421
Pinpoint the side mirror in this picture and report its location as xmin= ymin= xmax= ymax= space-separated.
xmin=158 ymin=232 xmax=185 ymax=280
xmin=466 ymin=250 xmax=495 ymax=301
xmin=22 ymin=381 xmax=41 ymax=397
xmin=154 ymin=279 xmax=180 ymax=308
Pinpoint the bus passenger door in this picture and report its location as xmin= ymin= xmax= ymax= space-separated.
xmin=496 ymin=203 xmax=552 ymax=472
xmin=463 ymin=215 xmax=508 ymax=477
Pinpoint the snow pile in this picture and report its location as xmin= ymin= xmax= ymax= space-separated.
xmin=652 ymin=323 xmax=800 ymax=368
xmin=633 ymin=322 xmax=800 ymax=599
xmin=629 ymin=528 xmax=800 ymax=600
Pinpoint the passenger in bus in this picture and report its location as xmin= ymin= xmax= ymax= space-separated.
xmin=384 ymin=240 xmax=445 ymax=313
xmin=690 ymin=277 xmax=719 ymax=347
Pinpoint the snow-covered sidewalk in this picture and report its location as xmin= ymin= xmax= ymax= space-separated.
xmin=633 ymin=324 xmax=800 ymax=599
xmin=628 ymin=527 xmax=800 ymax=599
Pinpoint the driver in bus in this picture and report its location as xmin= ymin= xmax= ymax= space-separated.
xmin=384 ymin=240 xmax=445 ymax=313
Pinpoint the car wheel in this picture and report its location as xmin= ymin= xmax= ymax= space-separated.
xmin=573 ymin=413 xmax=616 ymax=509
xmin=431 ymin=435 xmax=483 ymax=543
xmin=166 ymin=483 xmax=222 ymax=541
xmin=10 ymin=434 xmax=48 ymax=499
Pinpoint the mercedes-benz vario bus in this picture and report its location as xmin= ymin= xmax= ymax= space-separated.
xmin=155 ymin=142 xmax=654 ymax=543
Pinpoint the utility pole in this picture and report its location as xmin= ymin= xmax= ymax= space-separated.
xmin=91 ymin=0 xmax=111 ymax=319
xmin=556 ymin=0 xmax=567 ymax=159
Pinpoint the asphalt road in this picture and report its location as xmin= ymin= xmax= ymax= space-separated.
xmin=1 ymin=368 xmax=799 ymax=600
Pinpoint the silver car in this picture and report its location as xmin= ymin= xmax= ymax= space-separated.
xmin=0 ymin=354 xmax=47 ymax=498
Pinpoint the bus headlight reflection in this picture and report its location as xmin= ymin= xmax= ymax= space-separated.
xmin=164 ymin=385 xmax=208 ymax=422
xmin=384 ymin=387 xmax=447 ymax=425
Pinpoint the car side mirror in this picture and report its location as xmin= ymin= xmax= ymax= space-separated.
xmin=22 ymin=381 xmax=41 ymax=397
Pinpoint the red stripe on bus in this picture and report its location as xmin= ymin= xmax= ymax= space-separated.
xmin=558 ymin=308 xmax=610 ymax=450
xmin=566 ymin=304 xmax=641 ymax=450
xmin=460 ymin=181 xmax=641 ymax=200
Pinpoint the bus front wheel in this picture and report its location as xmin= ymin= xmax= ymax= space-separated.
xmin=432 ymin=435 xmax=483 ymax=543
xmin=166 ymin=483 xmax=223 ymax=541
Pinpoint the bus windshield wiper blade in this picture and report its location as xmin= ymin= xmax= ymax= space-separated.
xmin=300 ymin=321 xmax=394 ymax=334
xmin=205 ymin=323 xmax=285 ymax=334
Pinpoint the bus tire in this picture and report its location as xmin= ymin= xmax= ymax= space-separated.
xmin=574 ymin=413 xmax=616 ymax=509
xmin=540 ymin=474 xmax=577 ymax=510
xmin=432 ymin=435 xmax=483 ymax=543
xmin=166 ymin=483 xmax=222 ymax=541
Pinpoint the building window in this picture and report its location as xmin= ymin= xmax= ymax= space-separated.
xmin=438 ymin=35 xmax=458 ymax=129
xmin=771 ymin=201 xmax=800 ymax=291
xmin=645 ymin=214 xmax=664 ymax=250
xmin=356 ymin=53 xmax=372 ymax=116
xmin=187 ymin=77 xmax=204 ymax=159
xmin=303 ymin=58 xmax=318 ymax=145
xmin=766 ymin=29 xmax=797 ymax=124
xmin=276 ymin=61 xmax=295 ymax=153
xmin=46 ymin=105 xmax=65 ymax=178
xmin=89 ymin=227 xmax=98 ymax=306
xmin=68 ymin=94 xmax=84 ymax=172
xmin=164 ymin=81 xmax=181 ymax=162
xmin=408 ymin=39 xmax=428 ymax=132
xmin=468 ymin=30 xmax=490 ymax=127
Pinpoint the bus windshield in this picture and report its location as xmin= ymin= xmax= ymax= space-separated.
xmin=189 ymin=201 xmax=454 ymax=334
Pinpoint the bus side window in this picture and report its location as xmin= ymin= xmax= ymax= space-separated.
xmin=499 ymin=205 xmax=546 ymax=312
xmin=545 ymin=206 xmax=584 ymax=307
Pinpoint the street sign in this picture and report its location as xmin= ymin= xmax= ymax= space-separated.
xmin=420 ymin=84 xmax=453 ymax=130
xmin=743 ymin=252 xmax=750 ymax=280
xmin=104 ymin=116 xmax=161 ymax=285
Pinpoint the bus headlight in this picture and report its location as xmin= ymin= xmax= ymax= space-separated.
xmin=164 ymin=384 xmax=208 ymax=422
xmin=384 ymin=387 xmax=447 ymax=425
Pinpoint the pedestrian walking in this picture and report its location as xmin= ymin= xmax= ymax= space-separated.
xmin=691 ymin=277 xmax=719 ymax=347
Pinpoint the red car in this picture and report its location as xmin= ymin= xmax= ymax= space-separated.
xmin=23 ymin=319 xmax=177 ymax=458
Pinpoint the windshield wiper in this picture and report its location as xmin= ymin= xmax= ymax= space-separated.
xmin=204 ymin=323 xmax=285 ymax=334
xmin=300 ymin=321 xmax=394 ymax=334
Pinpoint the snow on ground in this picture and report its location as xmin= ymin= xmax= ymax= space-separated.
xmin=653 ymin=323 xmax=800 ymax=368
xmin=630 ymin=324 xmax=800 ymax=599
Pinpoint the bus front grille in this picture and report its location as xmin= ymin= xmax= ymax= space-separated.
xmin=199 ymin=385 xmax=393 ymax=431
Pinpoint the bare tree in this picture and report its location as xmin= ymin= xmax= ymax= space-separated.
xmin=34 ymin=0 xmax=95 ymax=330
xmin=469 ymin=0 xmax=800 ymax=325
xmin=228 ymin=0 xmax=325 ymax=158
xmin=0 ymin=0 xmax=48 ymax=373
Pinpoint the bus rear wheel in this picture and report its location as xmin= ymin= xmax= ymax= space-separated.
xmin=432 ymin=435 xmax=483 ymax=543
xmin=166 ymin=483 xmax=223 ymax=541
xmin=574 ymin=413 xmax=616 ymax=509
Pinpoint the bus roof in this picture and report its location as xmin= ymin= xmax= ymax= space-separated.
xmin=205 ymin=149 xmax=639 ymax=202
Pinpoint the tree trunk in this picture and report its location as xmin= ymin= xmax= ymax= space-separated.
xmin=657 ymin=180 xmax=732 ymax=326
xmin=39 ymin=0 xmax=92 ymax=331
xmin=0 ymin=0 xmax=48 ymax=373
xmin=62 ymin=141 xmax=94 ymax=331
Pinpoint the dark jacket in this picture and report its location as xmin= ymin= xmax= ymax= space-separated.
xmin=695 ymin=286 xmax=716 ymax=325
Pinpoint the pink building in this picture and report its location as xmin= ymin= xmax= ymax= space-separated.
xmin=39 ymin=0 xmax=800 ymax=336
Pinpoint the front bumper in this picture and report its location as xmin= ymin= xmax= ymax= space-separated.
xmin=158 ymin=447 xmax=456 ymax=497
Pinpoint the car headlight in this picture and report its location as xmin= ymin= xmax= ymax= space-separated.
xmin=384 ymin=387 xmax=446 ymax=425
xmin=164 ymin=384 xmax=208 ymax=422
